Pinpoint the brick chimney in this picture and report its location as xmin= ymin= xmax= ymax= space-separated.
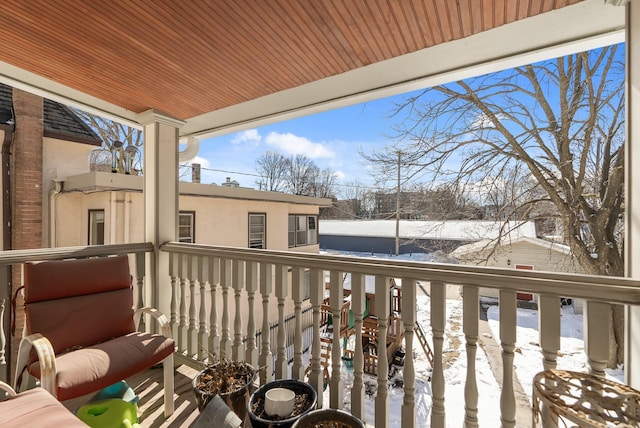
xmin=10 ymin=88 xmax=43 ymax=378
xmin=192 ymin=163 xmax=201 ymax=183
xmin=12 ymin=88 xmax=43 ymax=251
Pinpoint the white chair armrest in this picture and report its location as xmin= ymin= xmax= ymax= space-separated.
xmin=0 ymin=380 xmax=17 ymax=398
xmin=13 ymin=333 xmax=57 ymax=396
xmin=134 ymin=307 xmax=172 ymax=339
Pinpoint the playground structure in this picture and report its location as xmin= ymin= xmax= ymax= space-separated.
xmin=309 ymin=275 xmax=433 ymax=379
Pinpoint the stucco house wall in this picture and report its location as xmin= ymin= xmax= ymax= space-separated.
xmin=43 ymin=138 xmax=96 ymax=246
xmin=52 ymin=177 xmax=329 ymax=329
xmin=53 ymin=186 xmax=323 ymax=252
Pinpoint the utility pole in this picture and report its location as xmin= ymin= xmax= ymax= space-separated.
xmin=396 ymin=150 xmax=401 ymax=256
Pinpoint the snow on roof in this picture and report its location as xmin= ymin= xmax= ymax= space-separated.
xmin=451 ymin=235 xmax=572 ymax=257
xmin=320 ymin=219 xmax=537 ymax=241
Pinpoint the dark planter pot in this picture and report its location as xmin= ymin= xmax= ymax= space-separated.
xmin=292 ymin=409 xmax=366 ymax=428
xmin=248 ymin=379 xmax=317 ymax=428
xmin=192 ymin=363 xmax=257 ymax=421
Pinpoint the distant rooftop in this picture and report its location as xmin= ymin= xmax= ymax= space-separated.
xmin=319 ymin=219 xmax=537 ymax=242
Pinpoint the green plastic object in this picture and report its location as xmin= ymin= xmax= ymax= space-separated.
xmin=91 ymin=380 xmax=139 ymax=403
xmin=76 ymin=398 xmax=140 ymax=428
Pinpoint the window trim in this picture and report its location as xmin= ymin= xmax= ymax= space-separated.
xmin=88 ymin=209 xmax=105 ymax=245
xmin=179 ymin=211 xmax=196 ymax=243
xmin=248 ymin=212 xmax=267 ymax=249
xmin=288 ymin=214 xmax=318 ymax=247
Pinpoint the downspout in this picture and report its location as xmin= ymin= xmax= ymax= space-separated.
xmin=1 ymin=123 xmax=13 ymax=382
xmin=2 ymin=126 xmax=13 ymax=253
xmin=124 ymin=192 xmax=131 ymax=244
xmin=49 ymin=180 xmax=63 ymax=247
xmin=110 ymin=191 xmax=117 ymax=244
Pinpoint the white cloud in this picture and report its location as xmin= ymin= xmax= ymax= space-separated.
xmin=334 ymin=170 xmax=346 ymax=180
xmin=231 ymin=129 xmax=262 ymax=146
xmin=265 ymin=132 xmax=335 ymax=159
xmin=189 ymin=156 xmax=211 ymax=168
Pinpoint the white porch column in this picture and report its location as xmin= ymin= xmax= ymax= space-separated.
xmin=139 ymin=109 xmax=184 ymax=322
xmin=626 ymin=0 xmax=640 ymax=389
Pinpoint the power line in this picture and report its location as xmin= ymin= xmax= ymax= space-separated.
xmin=179 ymin=163 xmax=387 ymax=191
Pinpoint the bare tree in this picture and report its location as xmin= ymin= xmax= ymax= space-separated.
xmin=75 ymin=110 xmax=143 ymax=173
xmin=255 ymin=151 xmax=289 ymax=191
xmin=311 ymin=167 xmax=338 ymax=198
xmin=338 ymin=180 xmax=370 ymax=218
xmin=254 ymin=151 xmax=338 ymax=197
xmin=286 ymin=154 xmax=317 ymax=195
xmin=365 ymin=45 xmax=625 ymax=365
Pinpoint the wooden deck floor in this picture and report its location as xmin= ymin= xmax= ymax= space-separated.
xmin=63 ymin=364 xmax=202 ymax=428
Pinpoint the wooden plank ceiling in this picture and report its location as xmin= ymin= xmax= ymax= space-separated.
xmin=0 ymin=0 xmax=581 ymax=121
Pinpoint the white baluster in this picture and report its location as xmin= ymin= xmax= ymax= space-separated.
xmin=329 ymin=270 xmax=344 ymax=409
xmin=351 ymin=273 xmax=365 ymax=420
xmin=208 ymin=257 xmax=220 ymax=361
xmin=539 ymin=294 xmax=561 ymax=370
xmin=169 ymin=252 xmax=178 ymax=340
xmin=178 ymin=254 xmax=187 ymax=353
xmin=500 ymin=289 xmax=517 ymax=428
xmin=220 ymin=258 xmax=232 ymax=359
xmin=232 ymin=259 xmax=245 ymax=361
xmin=539 ymin=293 xmax=560 ymax=427
xmin=463 ymin=285 xmax=479 ymax=428
xmin=274 ymin=264 xmax=288 ymax=379
xmin=401 ymin=278 xmax=417 ymax=428
xmin=375 ymin=276 xmax=390 ymax=428
xmin=135 ymin=252 xmax=146 ymax=331
xmin=431 ymin=280 xmax=446 ymax=428
xmin=291 ymin=267 xmax=305 ymax=380
xmin=198 ymin=256 xmax=207 ymax=361
xmin=188 ymin=255 xmax=197 ymax=357
xmin=309 ymin=268 xmax=324 ymax=408
xmin=246 ymin=261 xmax=259 ymax=368
xmin=259 ymin=263 xmax=273 ymax=383
xmin=585 ymin=301 xmax=610 ymax=378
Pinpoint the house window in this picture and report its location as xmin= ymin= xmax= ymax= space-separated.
xmin=179 ymin=211 xmax=195 ymax=243
xmin=249 ymin=213 xmax=266 ymax=249
xmin=88 ymin=210 xmax=105 ymax=245
xmin=288 ymin=215 xmax=318 ymax=247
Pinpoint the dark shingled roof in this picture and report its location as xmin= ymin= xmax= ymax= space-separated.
xmin=0 ymin=83 xmax=102 ymax=146
xmin=0 ymin=84 xmax=12 ymax=125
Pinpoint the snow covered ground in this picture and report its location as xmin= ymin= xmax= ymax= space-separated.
xmin=314 ymin=250 xmax=624 ymax=427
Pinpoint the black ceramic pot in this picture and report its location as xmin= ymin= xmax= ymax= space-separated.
xmin=291 ymin=408 xmax=366 ymax=428
xmin=247 ymin=379 xmax=317 ymax=428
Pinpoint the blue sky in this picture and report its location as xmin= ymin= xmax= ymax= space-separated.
xmin=188 ymin=92 xmax=409 ymax=194
xmin=185 ymin=44 xmax=624 ymax=197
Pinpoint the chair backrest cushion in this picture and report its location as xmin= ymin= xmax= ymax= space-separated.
xmin=23 ymin=256 xmax=136 ymax=354
xmin=24 ymin=256 xmax=131 ymax=302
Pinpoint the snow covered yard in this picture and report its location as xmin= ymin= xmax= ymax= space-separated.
xmin=314 ymin=251 xmax=624 ymax=427
xmin=316 ymin=294 xmax=503 ymax=427
xmin=486 ymin=301 xmax=624 ymax=406
xmin=312 ymin=293 xmax=628 ymax=427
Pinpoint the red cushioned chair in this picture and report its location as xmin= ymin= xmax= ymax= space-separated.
xmin=14 ymin=255 xmax=175 ymax=417
xmin=0 ymin=380 xmax=88 ymax=427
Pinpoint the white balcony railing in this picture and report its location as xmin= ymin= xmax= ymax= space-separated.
xmin=3 ymin=242 xmax=640 ymax=427
xmin=160 ymin=242 xmax=640 ymax=428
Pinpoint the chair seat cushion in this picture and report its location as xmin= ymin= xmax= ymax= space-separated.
xmin=28 ymin=332 xmax=175 ymax=401
xmin=0 ymin=387 xmax=88 ymax=427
